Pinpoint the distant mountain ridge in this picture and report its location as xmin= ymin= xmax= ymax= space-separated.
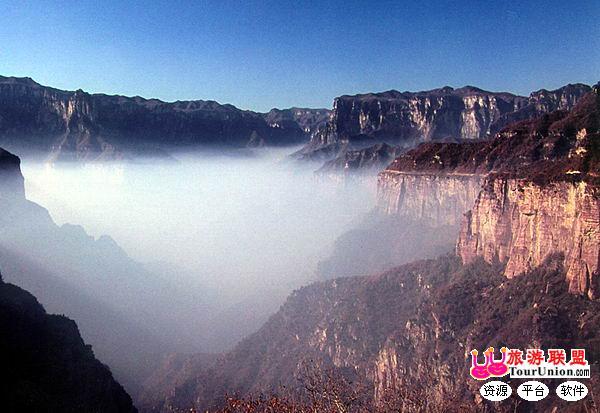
xmin=0 ymin=76 xmax=329 ymax=161
xmin=295 ymin=82 xmax=591 ymax=172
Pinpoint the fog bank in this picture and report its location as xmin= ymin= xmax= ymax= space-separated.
xmin=21 ymin=148 xmax=376 ymax=349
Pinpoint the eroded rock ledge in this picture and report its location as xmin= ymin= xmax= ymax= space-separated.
xmin=378 ymin=82 xmax=600 ymax=298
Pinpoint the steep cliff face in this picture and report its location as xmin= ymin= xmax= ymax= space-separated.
xmin=296 ymin=83 xmax=591 ymax=172
xmin=375 ymin=84 xmax=600 ymax=300
xmin=457 ymin=178 xmax=599 ymax=299
xmin=0 ymin=273 xmax=137 ymax=412
xmin=0 ymin=147 xmax=25 ymax=197
xmin=316 ymin=131 xmax=493 ymax=281
xmin=327 ymin=86 xmax=524 ymax=143
xmin=314 ymin=143 xmax=482 ymax=281
xmin=377 ymin=171 xmax=483 ymax=227
xmin=0 ymin=76 xmax=322 ymax=161
xmin=455 ymin=84 xmax=600 ymax=298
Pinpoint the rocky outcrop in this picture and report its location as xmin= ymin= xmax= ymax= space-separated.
xmin=296 ymin=83 xmax=591 ymax=173
xmin=326 ymin=86 xmax=526 ymax=143
xmin=0 ymin=76 xmax=323 ymax=161
xmin=457 ymin=178 xmax=600 ymax=299
xmin=491 ymin=83 xmax=593 ymax=133
xmin=262 ymin=107 xmax=330 ymax=140
xmin=0 ymin=272 xmax=137 ymax=412
xmin=376 ymin=83 xmax=600 ymax=300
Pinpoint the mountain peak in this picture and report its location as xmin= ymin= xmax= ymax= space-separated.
xmin=0 ymin=75 xmax=42 ymax=87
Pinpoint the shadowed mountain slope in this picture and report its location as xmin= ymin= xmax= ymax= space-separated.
xmin=0 ymin=272 xmax=137 ymax=412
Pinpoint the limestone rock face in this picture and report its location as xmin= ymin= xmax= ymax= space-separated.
xmin=457 ymin=178 xmax=600 ymax=299
xmin=379 ymin=83 xmax=600 ymax=299
xmin=325 ymin=87 xmax=527 ymax=145
xmin=377 ymin=171 xmax=483 ymax=227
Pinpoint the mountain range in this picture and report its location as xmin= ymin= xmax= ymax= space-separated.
xmin=0 ymin=78 xmax=598 ymax=412
xmin=0 ymin=76 xmax=592 ymax=170
xmin=296 ymin=82 xmax=592 ymax=174
xmin=0 ymin=76 xmax=329 ymax=161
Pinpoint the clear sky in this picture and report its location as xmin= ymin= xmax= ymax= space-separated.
xmin=1 ymin=0 xmax=598 ymax=112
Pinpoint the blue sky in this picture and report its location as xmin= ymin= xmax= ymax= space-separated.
xmin=1 ymin=0 xmax=598 ymax=112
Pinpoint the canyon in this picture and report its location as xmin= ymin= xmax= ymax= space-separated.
xmin=0 ymin=79 xmax=597 ymax=413
xmin=140 ymin=83 xmax=600 ymax=412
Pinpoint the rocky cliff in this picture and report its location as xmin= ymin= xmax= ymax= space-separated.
xmin=457 ymin=179 xmax=599 ymax=299
xmin=263 ymin=107 xmax=330 ymax=139
xmin=491 ymin=83 xmax=595 ymax=132
xmin=377 ymin=171 xmax=483 ymax=227
xmin=456 ymin=84 xmax=600 ymax=299
xmin=296 ymin=83 xmax=591 ymax=173
xmin=0 ymin=76 xmax=325 ymax=161
xmin=316 ymin=140 xmax=488 ymax=281
xmin=374 ymin=83 xmax=599 ymax=300
xmin=317 ymin=85 xmax=599 ymax=280
xmin=0 ymin=147 xmax=25 ymax=197
xmin=0 ymin=271 xmax=137 ymax=412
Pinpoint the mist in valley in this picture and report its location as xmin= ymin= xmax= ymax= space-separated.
xmin=17 ymin=147 xmax=377 ymax=354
